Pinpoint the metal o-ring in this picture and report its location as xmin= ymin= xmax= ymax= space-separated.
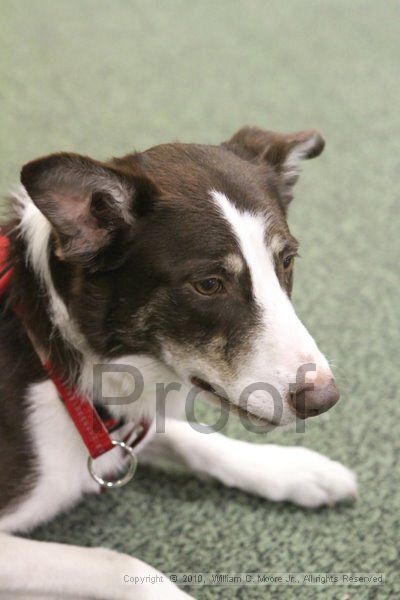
xmin=87 ymin=440 xmax=138 ymax=489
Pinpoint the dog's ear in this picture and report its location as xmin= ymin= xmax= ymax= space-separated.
xmin=222 ymin=127 xmax=325 ymax=207
xmin=21 ymin=152 xmax=157 ymax=266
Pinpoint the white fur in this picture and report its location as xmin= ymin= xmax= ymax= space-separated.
xmin=0 ymin=403 xmax=357 ymax=597
xmin=0 ymin=358 xmax=187 ymax=534
xmin=14 ymin=186 xmax=89 ymax=351
xmin=0 ymin=532 xmax=191 ymax=599
xmin=140 ymin=419 xmax=358 ymax=508
xmin=78 ymin=353 xmax=184 ymax=423
xmin=0 ymin=380 xmax=143 ymax=533
xmin=210 ymin=189 xmax=332 ymax=425
xmin=284 ymin=134 xmax=320 ymax=180
xmin=13 ymin=185 xmax=52 ymax=283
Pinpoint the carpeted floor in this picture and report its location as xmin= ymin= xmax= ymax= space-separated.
xmin=1 ymin=1 xmax=399 ymax=598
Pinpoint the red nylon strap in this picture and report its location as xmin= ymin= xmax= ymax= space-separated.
xmin=44 ymin=361 xmax=114 ymax=459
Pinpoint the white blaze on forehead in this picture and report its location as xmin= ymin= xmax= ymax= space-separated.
xmin=210 ymin=189 xmax=329 ymax=376
xmin=210 ymin=189 xmax=277 ymax=303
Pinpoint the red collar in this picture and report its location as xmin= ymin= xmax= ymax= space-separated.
xmin=0 ymin=237 xmax=13 ymax=296
xmin=0 ymin=234 xmax=151 ymax=487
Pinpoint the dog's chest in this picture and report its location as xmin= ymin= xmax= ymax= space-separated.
xmin=0 ymin=376 xmax=157 ymax=533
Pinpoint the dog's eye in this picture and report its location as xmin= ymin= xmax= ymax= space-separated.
xmin=283 ymin=255 xmax=295 ymax=271
xmin=193 ymin=278 xmax=223 ymax=296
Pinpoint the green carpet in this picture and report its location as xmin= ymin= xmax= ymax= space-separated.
xmin=1 ymin=1 xmax=399 ymax=598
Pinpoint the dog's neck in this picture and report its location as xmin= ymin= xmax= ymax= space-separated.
xmin=8 ymin=186 xmax=177 ymax=424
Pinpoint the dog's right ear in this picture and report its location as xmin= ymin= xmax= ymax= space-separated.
xmin=21 ymin=152 xmax=158 ymax=266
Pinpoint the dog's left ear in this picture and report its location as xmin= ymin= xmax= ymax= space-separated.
xmin=21 ymin=152 xmax=157 ymax=267
xmin=222 ymin=127 xmax=325 ymax=208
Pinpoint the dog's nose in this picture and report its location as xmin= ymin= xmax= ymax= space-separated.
xmin=289 ymin=379 xmax=340 ymax=419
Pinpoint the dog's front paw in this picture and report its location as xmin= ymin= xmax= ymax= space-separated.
xmin=259 ymin=445 xmax=358 ymax=508
xmin=271 ymin=446 xmax=358 ymax=508
xmin=219 ymin=442 xmax=358 ymax=508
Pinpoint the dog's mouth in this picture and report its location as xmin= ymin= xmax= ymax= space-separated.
xmin=190 ymin=376 xmax=274 ymax=427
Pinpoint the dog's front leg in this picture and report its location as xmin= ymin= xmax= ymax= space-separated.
xmin=140 ymin=419 xmax=358 ymax=508
xmin=0 ymin=533 xmax=193 ymax=600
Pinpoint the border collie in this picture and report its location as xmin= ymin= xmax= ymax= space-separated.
xmin=0 ymin=127 xmax=357 ymax=599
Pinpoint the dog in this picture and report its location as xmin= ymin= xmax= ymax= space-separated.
xmin=0 ymin=127 xmax=357 ymax=599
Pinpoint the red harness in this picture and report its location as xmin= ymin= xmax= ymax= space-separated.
xmin=0 ymin=235 xmax=150 ymax=487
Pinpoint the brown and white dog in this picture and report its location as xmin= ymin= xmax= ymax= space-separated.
xmin=0 ymin=127 xmax=357 ymax=599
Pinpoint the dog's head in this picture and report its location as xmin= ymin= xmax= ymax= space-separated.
xmin=20 ymin=127 xmax=339 ymax=426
